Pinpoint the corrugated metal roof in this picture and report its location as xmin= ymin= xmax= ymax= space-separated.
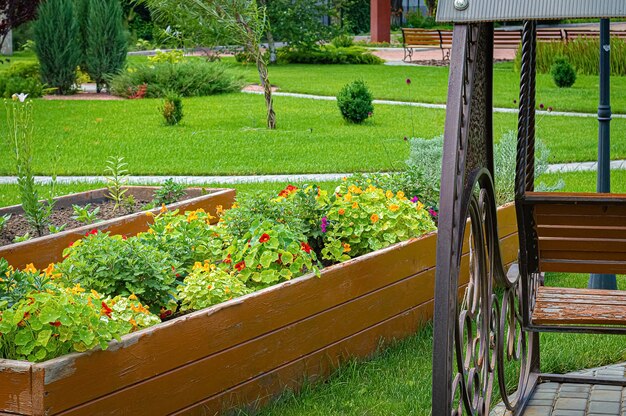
xmin=437 ymin=0 xmax=626 ymax=22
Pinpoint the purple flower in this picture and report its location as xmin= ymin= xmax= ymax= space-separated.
xmin=321 ymin=216 xmax=328 ymax=233
xmin=428 ymin=208 xmax=438 ymax=217
xmin=548 ymin=106 xmax=553 ymax=112
xmin=403 ymin=136 xmax=408 ymax=141
xmin=539 ymin=103 xmax=545 ymax=110
xmin=406 ymin=78 xmax=411 ymax=85
xmin=411 ymin=196 xmax=419 ymax=203
xmin=368 ymin=111 xmax=373 ymax=117
xmin=513 ymin=99 xmax=517 ymax=104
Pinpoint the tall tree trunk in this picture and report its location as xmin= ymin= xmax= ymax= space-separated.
xmin=256 ymin=49 xmax=276 ymax=129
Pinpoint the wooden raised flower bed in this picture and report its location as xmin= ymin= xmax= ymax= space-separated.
xmin=0 ymin=186 xmax=236 ymax=270
xmin=0 ymin=203 xmax=518 ymax=416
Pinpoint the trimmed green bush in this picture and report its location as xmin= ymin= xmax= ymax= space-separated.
xmin=34 ymin=0 xmax=82 ymax=95
xmin=81 ymin=0 xmax=128 ymax=92
xmin=278 ymin=46 xmax=384 ymax=65
xmin=551 ymin=57 xmax=577 ymax=88
xmin=109 ymin=61 xmax=245 ymax=98
xmin=0 ymin=62 xmax=46 ymax=98
xmin=336 ymin=79 xmax=374 ymax=124
xmin=161 ymin=93 xmax=184 ymax=125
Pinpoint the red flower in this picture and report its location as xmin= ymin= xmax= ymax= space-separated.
xmin=259 ymin=233 xmax=270 ymax=243
xmin=235 ymin=260 xmax=246 ymax=272
xmin=278 ymin=184 xmax=298 ymax=198
xmin=85 ymin=229 xmax=98 ymax=237
xmin=301 ymin=242 xmax=312 ymax=254
xmin=223 ymin=254 xmax=232 ymax=264
xmin=101 ymin=301 xmax=113 ymax=318
xmin=50 ymin=321 xmax=62 ymax=327
xmin=159 ymin=308 xmax=173 ymax=320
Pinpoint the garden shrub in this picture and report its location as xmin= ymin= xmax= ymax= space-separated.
xmin=140 ymin=209 xmax=228 ymax=272
xmin=109 ymin=61 xmax=245 ymax=98
xmin=337 ymin=79 xmax=374 ymax=124
xmin=0 ymin=260 xmax=57 ymax=309
xmin=277 ymin=46 xmax=384 ymax=65
xmin=177 ymin=262 xmax=251 ymax=312
xmin=161 ymin=92 xmax=184 ymax=125
xmin=80 ymin=0 xmax=128 ymax=92
xmin=57 ymin=231 xmax=180 ymax=312
xmin=331 ymin=34 xmax=354 ymax=48
xmin=551 ymin=57 xmax=577 ymax=88
xmin=148 ymin=49 xmax=185 ymax=64
xmin=221 ymin=220 xmax=319 ymax=290
xmin=34 ymin=0 xmax=82 ymax=95
xmin=321 ymin=184 xmax=437 ymax=262
xmin=0 ymin=75 xmax=46 ymax=98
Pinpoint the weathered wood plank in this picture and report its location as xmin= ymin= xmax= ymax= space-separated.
xmin=55 ymin=263 xmax=458 ymax=415
xmin=0 ymin=361 xmax=33 ymax=415
xmin=537 ymin=225 xmax=626 ymax=240
xmin=533 ymin=287 xmax=626 ymax=326
xmin=538 ymin=238 xmax=626 ymax=253
xmin=540 ymin=259 xmax=626 ymax=274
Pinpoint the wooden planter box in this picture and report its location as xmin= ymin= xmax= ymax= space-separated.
xmin=0 ymin=186 xmax=237 ymax=270
xmin=0 ymin=204 xmax=519 ymax=416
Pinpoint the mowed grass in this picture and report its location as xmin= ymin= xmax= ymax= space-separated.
xmin=0 ymin=93 xmax=623 ymax=176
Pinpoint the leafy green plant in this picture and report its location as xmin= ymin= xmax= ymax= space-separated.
xmin=0 ymin=213 xmax=10 ymax=233
xmin=13 ymin=233 xmax=31 ymax=243
xmin=0 ymin=288 xmax=137 ymax=362
xmin=177 ymin=262 xmax=251 ymax=312
xmin=337 ymin=79 xmax=374 ymax=124
xmin=278 ymin=46 xmax=384 ymax=65
xmin=140 ymin=209 xmax=227 ymax=272
xmin=104 ymin=155 xmax=129 ymax=211
xmin=321 ymin=184 xmax=436 ymax=262
xmin=109 ymin=61 xmax=245 ymax=98
xmin=33 ymin=0 xmax=81 ymax=95
xmin=57 ymin=231 xmax=180 ymax=312
xmin=160 ymin=93 xmax=184 ymax=126
xmin=71 ymin=203 xmax=100 ymax=224
xmin=80 ymin=0 xmax=128 ymax=92
xmin=332 ymin=34 xmax=354 ymax=48
xmin=0 ymin=261 xmax=57 ymax=310
xmin=551 ymin=57 xmax=577 ymax=88
xmin=148 ymin=49 xmax=185 ymax=64
xmin=221 ymin=220 xmax=319 ymax=290
xmin=153 ymin=178 xmax=186 ymax=205
xmin=5 ymin=96 xmax=53 ymax=236
xmin=48 ymin=223 xmax=67 ymax=234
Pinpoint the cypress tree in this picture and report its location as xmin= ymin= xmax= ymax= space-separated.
xmin=82 ymin=0 xmax=127 ymax=93
xmin=34 ymin=0 xmax=81 ymax=95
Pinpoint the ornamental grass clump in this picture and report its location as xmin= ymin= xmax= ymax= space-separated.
xmin=337 ymin=79 xmax=374 ymax=123
xmin=321 ymin=184 xmax=436 ymax=262
xmin=177 ymin=262 xmax=251 ymax=312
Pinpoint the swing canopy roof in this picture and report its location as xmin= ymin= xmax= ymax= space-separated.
xmin=437 ymin=0 xmax=626 ymax=23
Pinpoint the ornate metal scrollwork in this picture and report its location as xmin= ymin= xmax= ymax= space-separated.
xmin=432 ymin=22 xmax=537 ymax=415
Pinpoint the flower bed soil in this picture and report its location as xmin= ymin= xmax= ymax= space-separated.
xmin=0 ymin=203 xmax=518 ymax=416
xmin=0 ymin=186 xmax=236 ymax=269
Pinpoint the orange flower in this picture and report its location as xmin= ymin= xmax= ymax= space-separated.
xmin=352 ymin=202 xmax=359 ymax=209
xmin=389 ymin=204 xmax=400 ymax=212
xmin=160 ymin=203 xmax=167 ymax=213
xmin=371 ymin=214 xmax=380 ymax=223
xmin=235 ymin=260 xmax=246 ymax=272
xmin=338 ymin=208 xmax=345 ymax=215
xmin=386 ymin=190 xmax=394 ymax=199
xmin=129 ymin=294 xmax=138 ymax=300
xmin=23 ymin=263 xmax=37 ymax=274
xmin=343 ymin=243 xmax=351 ymax=253
xmin=344 ymin=193 xmax=353 ymax=202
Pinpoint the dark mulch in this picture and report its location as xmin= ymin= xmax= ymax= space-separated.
xmin=0 ymin=199 xmax=151 ymax=247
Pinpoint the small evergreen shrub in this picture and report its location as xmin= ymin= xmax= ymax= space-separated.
xmin=109 ymin=61 xmax=245 ymax=98
xmin=551 ymin=57 xmax=577 ymax=88
xmin=160 ymin=93 xmax=184 ymax=125
xmin=331 ymin=34 xmax=354 ymax=48
xmin=336 ymin=79 xmax=374 ymax=124
xmin=278 ymin=46 xmax=384 ymax=65
xmin=81 ymin=0 xmax=128 ymax=92
xmin=0 ymin=62 xmax=46 ymax=98
xmin=34 ymin=0 xmax=82 ymax=95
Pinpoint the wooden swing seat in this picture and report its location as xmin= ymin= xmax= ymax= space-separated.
xmin=520 ymin=192 xmax=626 ymax=328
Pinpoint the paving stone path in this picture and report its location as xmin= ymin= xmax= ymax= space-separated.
xmin=492 ymin=363 xmax=626 ymax=416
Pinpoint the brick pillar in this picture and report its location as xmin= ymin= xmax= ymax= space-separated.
xmin=370 ymin=0 xmax=391 ymax=43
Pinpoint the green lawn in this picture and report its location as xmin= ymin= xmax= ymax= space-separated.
xmin=0 ymin=93 xmax=621 ymax=176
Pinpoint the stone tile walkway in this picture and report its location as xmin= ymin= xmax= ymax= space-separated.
xmin=492 ymin=362 xmax=626 ymax=416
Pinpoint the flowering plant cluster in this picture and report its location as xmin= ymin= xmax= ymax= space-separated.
xmin=321 ymin=182 xmax=436 ymax=261
xmin=0 ymin=178 xmax=438 ymax=363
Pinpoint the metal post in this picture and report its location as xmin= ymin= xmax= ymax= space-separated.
xmin=589 ymin=18 xmax=617 ymax=290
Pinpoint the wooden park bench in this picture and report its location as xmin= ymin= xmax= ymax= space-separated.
xmin=536 ymin=27 xmax=565 ymax=41
xmin=519 ymin=191 xmax=626 ymax=332
xmin=565 ymin=28 xmax=626 ymax=41
xmin=401 ymin=28 xmax=452 ymax=61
